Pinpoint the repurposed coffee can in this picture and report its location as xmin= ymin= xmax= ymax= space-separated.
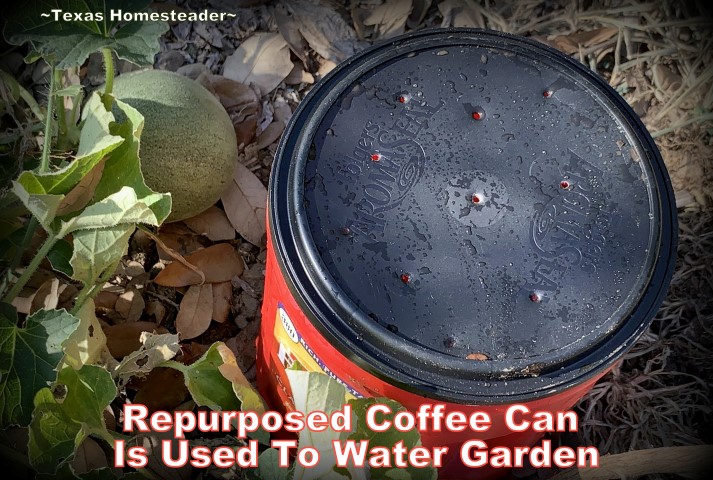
xmin=257 ymin=28 xmax=677 ymax=479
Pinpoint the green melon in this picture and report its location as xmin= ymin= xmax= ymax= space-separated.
xmin=111 ymin=69 xmax=237 ymax=222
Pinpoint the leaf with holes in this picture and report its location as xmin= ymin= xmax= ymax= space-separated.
xmin=28 ymin=365 xmax=116 ymax=474
xmin=0 ymin=304 xmax=80 ymax=427
xmin=61 ymin=299 xmax=106 ymax=370
xmin=114 ymin=332 xmax=180 ymax=384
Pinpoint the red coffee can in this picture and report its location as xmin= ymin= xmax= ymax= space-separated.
xmin=257 ymin=29 xmax=676 ymax=479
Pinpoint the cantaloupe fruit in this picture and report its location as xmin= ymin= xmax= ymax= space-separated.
xmin=111 ymin=69 xmax=237 ymax=222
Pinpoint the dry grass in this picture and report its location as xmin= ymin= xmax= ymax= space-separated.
xmin=419 ymin=0 xmax=713 ymax=471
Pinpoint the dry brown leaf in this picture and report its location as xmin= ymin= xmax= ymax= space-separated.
xmin=438 ymin=0 xmax=485 ymax=28
xmin=182 ymin=205 xmax=236 ymax=242
xmin=71 ymin=437 xmax=109 ymax=475
xmin=212 ymin=281 xmax=232 ymax=323
xmin=144 ymin=300 xmax=167 ymax=323
xmin=274 ymin=2 xmax=309 ymax=65
xmin=407 ymin=0 xmax=432 ymax=29
xmin=56 ymin=159 xmax=105 ymax=216
xmin=273 ymin=100 xmax=292 ymax=124
xmin=285 ymin=62 xmax=315 ymax=84
xmin=30 ymin=278 xmax=61 ymax=314
xmin=363 ymin=0 xmax=412 ymax=39
xmin=228 ymin=319 xmax=259 ymax=371
xmin=221 ymin=163 xmax=268 ymax=246
xmin=257 ymin=120 xmax=286 ymax=150
xmin=134 ymin=367 xmax=189 ymax=411
xmin=318 ymin=59 xmax=337 ymax=77
xmin=105 ymin=321 xmax=162 ymax=358
xmin=156 ymin=223 xmax=206 ymax=260
xmin=222 ymin=33 xmax=293 ymax=96
xmin=204 ymin=74 xmax=260 ymax=146
xmin=284 ymin=0 xmax=363 ymax=63
xmin=548 ymin=27 xmax=619 ymax=55
xmin=115 ymin=287 xmax=145 ymax=322
xmin=95 ymin=290 xmax=118 ymax=310
xmin=175 ymin=284 xmax=213 ymax=340
xmin=153 ymin=243 xmax=245 ymax=287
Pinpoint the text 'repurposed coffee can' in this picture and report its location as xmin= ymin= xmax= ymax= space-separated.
xmin=257 ymin=29 xmax=677 ymax=479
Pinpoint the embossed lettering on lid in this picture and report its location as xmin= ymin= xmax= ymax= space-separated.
xmin=301 ymin=42 xmax=659 ymax=374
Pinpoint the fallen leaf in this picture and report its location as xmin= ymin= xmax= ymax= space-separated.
xmin=407 ymin=0 xmax=432 ymax=29
xmin=115 ymin=287 xmax=145 ymax=322
xmin=183 ymin=205 xmax=236 ymax=241
xmin=221 ymin=163 xmax=268 ymax=246
xmin=273 ymin=100 xmax=292 ymax=124
xmin=144 ymin=300 xmax=167 ymax=323
xmin=257 ymin=120 xmax=285 ymax=149
xmin=95 ymin=290 xmax=119 ymax=310
xmin=227 ymin=319 xmax=259 ymax=372
xmin=284 ymin=62 xmax=315 ymax=84
xmin=284 ymin=0 xmax=364 ymax=63
xmin=438 ymin=0 xmax=485 ymax=28
xmin=29 ymin=277 xmax=61 ymax=314
xmin=156 ymin=224 xmax=207 ymax=260
xmin=317 ymin=59 xmax=337 ymax=77
xmin=105 ymin=321 xmax=161 ymax=358
xmin=204 ymin=74 xmax=260 ymax=146
xmin=154 ymin=243 xmax=245 ymax=287
xmin=212 ymin=281 xmax=232 ymax=323
xmin=548 ymin=27 xmax=619 ymax=55
xmin=175 ymin=284 xmax=213 ymax=340
xmin=56 ymin=159 xmax=105 ymax=216
xmin=363 ymin=0 xmax=412 ymax=39
xmin=134 ymin=367 xmax=189 ymax=412
xmin=274 ymin=2 xmax=309 ymax=65
xmin=222 ymin=33 xmax=293 ymax=96
xmin=71 ymin=436 xmax=109 ymax=475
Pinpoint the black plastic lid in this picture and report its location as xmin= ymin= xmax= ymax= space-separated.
xmin=270 ymin=29 xmax=677 ymax=403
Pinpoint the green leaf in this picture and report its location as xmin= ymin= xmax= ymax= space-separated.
xmin=3 ymin=0 xmax=168 ymax=69
xmin=287 ymin=370 xmax=351 ymax=480
xmin=166 ymin=342 xmax=241 ymax=412
xmin=0 ymin=305 xmax=80 ymax=427
xmin=69 ymin=224 xmax=133 ymax=286
xmin=252 ymin=448 xmax=293 ymax=480
xmin=347 ymin=398 xmax=437 ymax=480
xmin=93 ymin=97 xmax=171 ymax=224
xmin=29 ymin=365 xmax=116 ymax=474
xmin=62 ymin=186 xmax=161 ymax=233
xmin=55 ymin=84 xmax=83 ymax=97
xmin=114 ymin=332 xmax=179 ymax=384
xmin=47 ymin=238 xmax=74 ymax=277
xmin=11 ymin=93 xmax=124 ymax=231
xmin=28 ymin=388 xmax=78 ymax=474
xmin=61 ymin=299 xmax=106 ymax=370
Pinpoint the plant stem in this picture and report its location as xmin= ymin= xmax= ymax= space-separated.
xmin=71 ymin=282 xmax=96 ymax=316
xmin=101 ymin=48 xmax=115 ymax=110
xmin=3 ymin=233 xmax=59 ymax=303
xmin=54 ymin=68 xmax=68 ymax=150
xmin=39 ymin=62 xmax=56 ymax=173
xmin=0 ymin=70 xmax=44 ymax=122
xmin=71 ymin=257 xmax=121 ymax=315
